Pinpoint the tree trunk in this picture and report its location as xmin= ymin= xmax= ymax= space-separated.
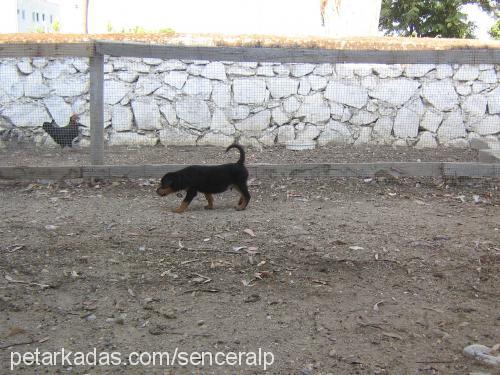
xmin=83 ymin=0 xmax=89 ymax=34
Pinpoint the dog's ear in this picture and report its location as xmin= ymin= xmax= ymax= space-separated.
xmin=162 ymin=173 xmax=182 ymax=191
xmin=161 ymin=174 xmax=172 ymax=187
xmin=169 ymin=174 xmax=183 ymax=191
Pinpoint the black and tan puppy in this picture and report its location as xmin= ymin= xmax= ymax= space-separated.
xmin=156 ymin=144 xmax=250 ymax=213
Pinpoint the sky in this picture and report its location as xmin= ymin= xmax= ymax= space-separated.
xmin=17 ymin=0 xmax=500 ymax=39
xmin=80 ymin=0 xmax=324 ymax=36
xmin=461 ymin=4 xmax=496 ymax=40
xmin=81 ymin=0 xmax=496 ymax=39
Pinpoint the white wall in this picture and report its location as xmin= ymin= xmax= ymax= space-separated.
xmin=0 ymin=0 xmax=18 ymax=33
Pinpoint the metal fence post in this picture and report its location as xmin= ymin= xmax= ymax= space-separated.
xmin=89 ymin=51 xmax=104 ymax=165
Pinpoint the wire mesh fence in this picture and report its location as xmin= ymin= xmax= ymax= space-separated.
xmin=0 ymin=41 xmax=499 ymax=176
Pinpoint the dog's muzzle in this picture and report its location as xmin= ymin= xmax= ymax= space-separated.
xmin=156 ymin=187 xmax=174 ymax=196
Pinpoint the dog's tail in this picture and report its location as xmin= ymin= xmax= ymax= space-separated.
xmin=226 ymin=144 xmax=245 ymax=165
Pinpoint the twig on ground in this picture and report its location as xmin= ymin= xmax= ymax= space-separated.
xmin=0 ymin=339 xmax=35 ymax=350
xmin=182 ymin=288 xmax=220 ymax=294
xmin=4 ymin=275 xmax=51 ymax=289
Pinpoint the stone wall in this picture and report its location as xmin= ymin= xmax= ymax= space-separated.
xmin=0 ymin=56 xmax=499 ymax=149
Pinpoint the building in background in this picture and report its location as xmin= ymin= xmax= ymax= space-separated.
xmin=0 ymin=0 xmax=59 ymax=33
xmin=0 ymin=0 xmax=83 ymax=33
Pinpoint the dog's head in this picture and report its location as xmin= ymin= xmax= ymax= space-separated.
xmin=156 ymin=172 xmax=178 ymax=196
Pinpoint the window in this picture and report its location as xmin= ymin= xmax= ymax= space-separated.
xmin=36 ymin=13 xmax=39 ymax=22
xmin=42 ymin=14 xmax=45 ymax=21
xmin=22 ymin=10 xmax=25 ymax=20
xmin=17 ymin=9 xmax=19 ymax=15
xmin=50 ymin=15 xmax=53 ymax=23
xmin=32 ymin=12 xmax=35 ymax=21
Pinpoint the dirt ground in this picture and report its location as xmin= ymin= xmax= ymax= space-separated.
xmin=0 ymin=146 xmax=499 ymax=374
xmin=0 ymin=143 xmax=479 ymax=167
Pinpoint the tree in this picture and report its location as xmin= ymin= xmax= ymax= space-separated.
xmin=489 ymin=19 xmax=500 ymax=39
xmin=380 ymin=0 xmax=497 ymax=38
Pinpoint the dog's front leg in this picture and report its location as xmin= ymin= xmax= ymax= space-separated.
xmin=174 ymin=189 xmax=197 ymax=213
xmin=203 ymin=193 xmax=214 ymax=210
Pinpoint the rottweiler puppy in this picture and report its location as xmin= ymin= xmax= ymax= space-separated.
xmin=156 ymin=144 xmax=250 ymax=213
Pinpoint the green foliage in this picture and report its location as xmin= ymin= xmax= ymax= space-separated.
xmin=158 ymin=27 xmax=175 ymax=35
xmin=129 ymin=26 xmax=147 ymax=34
xmin=106 ymin=22 xmax=113 ymax=32
xmin=52 ymin=20 xmax=60 ymax=32
xmin=489 ymin=19 xmax=500 ymax=39
xmin=380 ymin=0 xmax=497 ymax=38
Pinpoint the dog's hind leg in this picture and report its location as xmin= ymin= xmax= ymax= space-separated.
xmin=174 ymin=188 xmax=197 ymax=213
xmin=234 ymin=182 xmax=250 ymax=211
xmin=203 ymin=193 xmax=214 ymax=210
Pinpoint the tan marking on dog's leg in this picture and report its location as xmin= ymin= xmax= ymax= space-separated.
xmin=236 ymin=196 xmax=248 ymax=211
xmin=173 ymin=201 xmax=189 ymax=213
xmin=204 ymin=193 xmax=214 ymax=210
xmin=232 ymin=185 xmax=247 ymax=211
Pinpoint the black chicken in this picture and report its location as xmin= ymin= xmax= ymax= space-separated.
xmin=42 ymin=114 xmax=85 ymax=148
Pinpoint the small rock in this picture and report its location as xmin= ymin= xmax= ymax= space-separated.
xmin=148 ymin=324 xmax=165 ymax=336
xmin=84 ymin=314 xmax=96 ymax=322
xmin=159 ymin=307 xmax=177 ymax=319
xmin=463 ymin=344 xmax=500 ymax=367
xmin=244 ymin=294 xmax=261 ymax=303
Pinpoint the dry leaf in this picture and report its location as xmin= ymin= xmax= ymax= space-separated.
xmin=243 ymin=229 xmax=256 ymax=237
xmin=349 ymin=246 xmax=364 ymax=251
xmin=312 ymin=279 xmax=328 ymax=285
xmin=7 ymin=326 xmax=26 ymax=337
xmin=191 ymin=277 xmax=206 ymax=284
xmin=373 ymin=300 xmax=384 ymax=311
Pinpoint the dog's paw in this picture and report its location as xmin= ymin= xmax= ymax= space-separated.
xmin=204 ymin=205 xmax=214 ymax=210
